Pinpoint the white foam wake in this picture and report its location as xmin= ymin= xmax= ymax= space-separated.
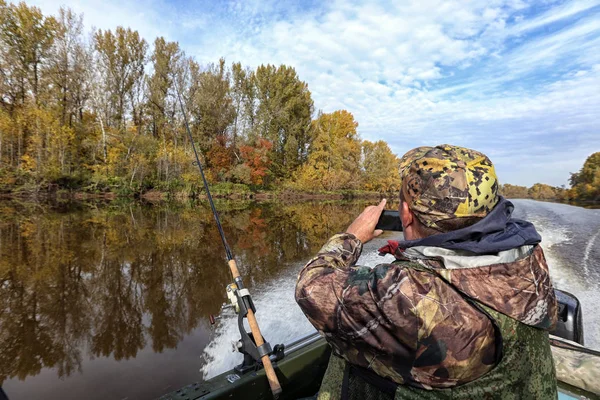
xmin=583 ymin=228 xmax=600 ymax=271
xmin=200 ymin=235 xmax=399 ymax=379
xmin=200 ymin=268 xmax=314 ymax=379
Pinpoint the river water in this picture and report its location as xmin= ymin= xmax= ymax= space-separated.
xmin=1 ymin=199 xmax=598 ymax=399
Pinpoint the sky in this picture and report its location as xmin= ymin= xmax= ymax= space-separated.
xmin=26 ymin=0 xmax=600 ymax=186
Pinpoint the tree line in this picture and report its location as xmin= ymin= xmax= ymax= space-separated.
xmin=0 ymin=1 xmax=400 ymax=196
xmin=500 ymin=152 xmax=600 ymax=203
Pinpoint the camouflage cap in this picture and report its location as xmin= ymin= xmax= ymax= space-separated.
xmin=399 ymin=144 xmax=499 ymax=231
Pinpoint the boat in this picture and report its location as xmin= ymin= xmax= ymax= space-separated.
xmin=159 ymin=288 xmax=600 ymax=400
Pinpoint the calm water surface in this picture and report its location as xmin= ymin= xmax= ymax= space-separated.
xmin=1 ymin=199 xmax=599 ymax=399
xmin=0 ymin=199 xmax=376 ymax=400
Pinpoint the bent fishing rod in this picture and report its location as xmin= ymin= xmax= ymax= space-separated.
xmin=174 ymin=83 xmax=282 ymax=398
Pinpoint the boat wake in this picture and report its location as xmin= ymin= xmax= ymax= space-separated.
xmin=512 ymin=200 xmax=600 ymax=350
xmin=200 ymin=266 xmax=314 ymax=379
xmin=200 ymin=234 xmax=399 ymax=379
xmin=583 ymin=228 xmax=600 ymax=271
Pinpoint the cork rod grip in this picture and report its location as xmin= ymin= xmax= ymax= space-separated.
xmin=227 ymin=259 xmax=282 ymax=398
xmin=247 ymin=308 xmax=282 ymax=397
xmin=228 ymin=259 xmax=241 ymax=279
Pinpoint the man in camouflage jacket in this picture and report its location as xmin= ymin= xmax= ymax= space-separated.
xmin=296 ymin=145 xmax=558 ymax=399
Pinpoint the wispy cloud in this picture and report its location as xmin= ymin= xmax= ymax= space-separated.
xmin=25 ymin=0 xmax=600 ymax=186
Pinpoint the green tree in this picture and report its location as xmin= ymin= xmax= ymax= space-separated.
xmin=253 ymin=64 xmax=313 ymax=179
xmin=147 ymin=37 xmax=181 ymax=140
xmin=94 ymin=27 xmax=147 ymax=132
xmin=188 ymin=58 xmax=234 ymax=154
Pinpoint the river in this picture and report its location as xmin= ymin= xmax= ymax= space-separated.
xmin=1 ymin=199 xmax=598 ymax=399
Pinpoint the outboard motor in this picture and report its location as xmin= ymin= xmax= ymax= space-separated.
xmin=552 ymin=289 xmax=584 ymax=345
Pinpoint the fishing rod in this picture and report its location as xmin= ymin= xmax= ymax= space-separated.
xmin=174 ymin=82 xmax=282 ymax=398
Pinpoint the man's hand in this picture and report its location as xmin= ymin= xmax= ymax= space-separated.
xmin=346 ymin=198 xmax=387 ymax=243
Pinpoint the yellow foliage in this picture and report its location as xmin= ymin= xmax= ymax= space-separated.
xmin=361 ymin=140 xmax=400 ymax=193
xmin=294 ymin=110 xmax=362 ymax=191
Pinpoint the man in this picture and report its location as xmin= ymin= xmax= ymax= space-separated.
xmin=296 ymin=144 xmax=558 ymax=399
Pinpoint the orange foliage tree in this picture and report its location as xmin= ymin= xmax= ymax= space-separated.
xmin=237 ymin=138 xmax=273 ymax=186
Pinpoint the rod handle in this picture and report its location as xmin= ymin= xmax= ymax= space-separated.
xmin=228 ymin=259 xmax=241 ymax=279
xmin=227 ymin=259 xmax=282 ymax=398
xmin=247 ymin=308 xmax=282 ymax=398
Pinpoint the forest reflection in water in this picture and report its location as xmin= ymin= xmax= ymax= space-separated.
xmin=0 ymin=198 xmax=377 ymax=399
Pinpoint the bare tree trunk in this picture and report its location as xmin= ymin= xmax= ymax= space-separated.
xmin=130 ymin=165 xmax=137 ymax=187
xmin=17 ymin=131 xmax=22 ymax=167
xmin=98 ymin=117 xmax=107 ymax=164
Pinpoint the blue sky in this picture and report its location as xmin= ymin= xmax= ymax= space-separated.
xmin=29 ymin=0 xmax=600 ymax=186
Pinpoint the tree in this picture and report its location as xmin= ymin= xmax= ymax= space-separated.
xmin=0 ymin=1 xmax=57 ymax=167
xmin=94 ymin=27 xmax=147 ymax=132
xmin=236 ymin=138 xmax=273 ymax=186
xmin=361 ymin=140 xmax=399 ymax=192
xmin=0 ymin=1 xmax=57 ymax=105
xmin=147 ymin=37 xmax=181 ymax=140
xmin=528 ymin=183 xmax=557 ymax=200
xmin=253 ymin=64 xmax=313 ymax=178
xmin=500 ymin=184 xmax=530 ymax=199
xmin=295 ymin=110 xmax=361 ymax=191
xmin=569 ymin=152 xmax=600 ymax=201
xmin=46 ymin=7 xmax=92 ymax=174
xmin=188 ymin=58 xmax=235 ymax=155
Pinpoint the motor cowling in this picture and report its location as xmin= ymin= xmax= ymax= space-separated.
xmin=552 ymin=288 xmax=584 ymax=345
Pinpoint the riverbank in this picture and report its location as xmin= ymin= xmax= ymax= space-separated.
xmin=3 ymin=185 xmax=599 ymax=207
xmin=0 ymin=184 xmax=388 ymax=202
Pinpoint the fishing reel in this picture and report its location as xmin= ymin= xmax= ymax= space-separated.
xmin=209 ymin=284 xmax=240 ymax=323
xmin=212 ymin=283 xmax=285 ymax=375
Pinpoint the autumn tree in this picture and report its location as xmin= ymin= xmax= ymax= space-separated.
xmin=46 ymin=7 xmax=93 ymax=174
xmin=569 ymin=152 xmax=600 ymax=201
xmin=230 ymin=138 xmax=273 ymax=186
xmin=361 ymin=140 xmax=399 ymax=192
xmin=0 ymin=1 xmax=57 ymax=105
xmin=528 ymin=183 xmax=558 ymax=200
xmin=0 ymin=1 xmax=57 ymax=167
xmin=295 ymin=110 xmax=361 ymax=191
xmin=500 ymin=184 xmax=530 ymax=199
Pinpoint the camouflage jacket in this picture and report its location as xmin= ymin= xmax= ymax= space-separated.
xmin=295 ymin=233 xmax=557 ymax=390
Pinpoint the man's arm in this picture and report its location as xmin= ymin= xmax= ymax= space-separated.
xmin=295 ymin=232 xmax=499 ymax=387
xmin=295 ymin=231 xmax=420 ymax=384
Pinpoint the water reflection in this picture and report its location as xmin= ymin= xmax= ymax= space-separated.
xmin=0 ymin=199 xmax=374 ymax=398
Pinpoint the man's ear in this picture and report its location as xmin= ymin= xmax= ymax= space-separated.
xmin=401 ymin=201 xmax=419 ymax=240
xmin=401 ymin=200 xmax=413 ymax=229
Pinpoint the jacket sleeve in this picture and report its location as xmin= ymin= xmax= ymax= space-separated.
xmin=295 ymin=233 xmax=499 ymax=388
